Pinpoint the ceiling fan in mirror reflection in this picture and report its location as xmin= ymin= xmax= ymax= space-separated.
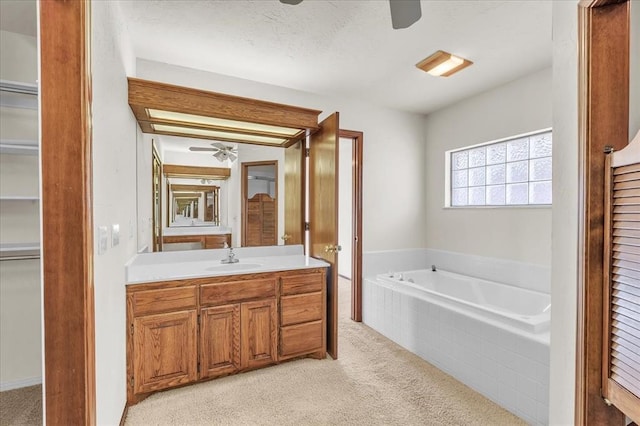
xmin=189 ymin=142 xmax=238 ymax=162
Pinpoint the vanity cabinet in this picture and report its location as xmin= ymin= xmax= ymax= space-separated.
xmin=126 ymin=267 xmax=325 ymax=404
xmin=162 ymin=233 xmax=231 ymax=249
xmin=199 ymin=277 xmax=278 ymax=377
xmin=128 ymin=286 xmax=198 ymax=395
xmin=279 ymin=272 xmax=325 ymax=360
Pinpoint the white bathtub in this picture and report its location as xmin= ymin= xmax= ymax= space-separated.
xmin=363 ymin=268 xmax=551 ymax=425
xmin=377 ymin=269 xmax=550 ymax=333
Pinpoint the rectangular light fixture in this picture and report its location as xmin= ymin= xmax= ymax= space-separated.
xmin=416 ymin=50 xmax=473 ymax=77
xmin=151 ymin=123 xmax=288 ymax=145
xmin=147 ymin=109 xmax=301 ymax=136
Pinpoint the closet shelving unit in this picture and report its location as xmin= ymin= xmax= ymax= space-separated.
xmin=0 ymin=79 xmax=40 ymax=261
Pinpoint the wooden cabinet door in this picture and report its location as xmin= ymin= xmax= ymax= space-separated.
xmin=240 ymin=299 xmax=277 ymax=369
xmin=133 ymin=310 xmax=197 ymax=394
xmin=200 ymin=304 xmax=240 ymax=379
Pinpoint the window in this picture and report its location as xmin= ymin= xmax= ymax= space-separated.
xmin=447 ymin=129 xmax=552 ymax=207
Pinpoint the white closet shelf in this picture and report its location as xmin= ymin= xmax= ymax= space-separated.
xmin=0 ymin=79 xmax=38 ymax=110
xmin=0 ymin=140 xmax=38 ymax=155
xmin=0 ymin=242 xmax=40 ymax=260
xmin=0 ymin=196 xmax=40 ymax=201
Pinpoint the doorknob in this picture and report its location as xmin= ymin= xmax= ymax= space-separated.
xmin=324 ymin=244 xmax=342 ymax=253
xmin=281 ymin=234 xmax=291 ymax=241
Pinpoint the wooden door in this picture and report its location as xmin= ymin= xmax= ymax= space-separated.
xmin=240 ymin=299 xmax=277 ymax=369
xmin=602 ymin=132 xmax=640 ymax=423
xmin=309 ymin=112 xmax=339 ymax=359
xmin=133 ymin=310 xmax=197 ymax=394
xmin=284 ymin=139 xmax=305 ymax=245
xmin=200 ymin=304 xmax=240 ymax=379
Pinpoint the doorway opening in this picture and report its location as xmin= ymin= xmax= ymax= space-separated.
xmin=338 ymin=130 xmax=363 ymax=322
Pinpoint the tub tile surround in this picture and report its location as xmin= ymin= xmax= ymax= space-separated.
xmin=362 ymin=249 xmax=550 ymax=425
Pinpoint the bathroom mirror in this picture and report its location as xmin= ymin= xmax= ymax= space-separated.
xmin=138 ymin=133 xmax=295 ymax=252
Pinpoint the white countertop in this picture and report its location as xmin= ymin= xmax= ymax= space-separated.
xmin=163 ymin=226 xmax=231 ymax=236
xmin=126 ymin=245 xmax=329 ymax=285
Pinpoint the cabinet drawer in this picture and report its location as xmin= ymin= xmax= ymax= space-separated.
xmin=132 ymin=286 xmax=197 ymax=316
xmin=280 ymin=320 xmax=323 ymax=358
xmin=281 ymin=292 xmax=323 ymax=326
xmin=204 ymin=234 xmax=230 ymax=249
xmin=201 ymin=278 xmax=276 ymax=306
xmin=281 ymin=272 xmax=324 ymax=296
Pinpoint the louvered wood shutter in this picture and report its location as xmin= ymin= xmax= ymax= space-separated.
xmin=602 ymin=132 xmax=640 ymax=423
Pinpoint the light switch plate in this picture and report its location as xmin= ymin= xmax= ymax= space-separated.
xmin=112 ymin=224 xmax=120 ymax=247
xmin=98 ymin=226 xmax=108 ymax=255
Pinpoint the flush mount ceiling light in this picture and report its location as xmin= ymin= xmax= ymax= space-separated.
xmin=416 ymin=50 xmax=473 ymax=77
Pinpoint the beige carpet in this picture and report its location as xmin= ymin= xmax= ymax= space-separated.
xmin=125 ymin=278 xmax=525 ymax=425
xmin=0 ymin=385 xmax=42 ymax=426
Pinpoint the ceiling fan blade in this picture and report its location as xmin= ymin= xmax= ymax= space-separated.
xmin=389 ymin=0 xmax=422 ymax=30
xmin=189 ymin=147 xmax=217 ymax=152
xmin=228 ymin=152 xmax=238 ymax=162
xmin=211 ymin=142 xmax=229 ymax=150
xmin=280 ymin=0 xmax=303 ymax=4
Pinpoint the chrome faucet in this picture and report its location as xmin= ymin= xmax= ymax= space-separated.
xmin=221 ymin=244 xmax=239 ymax=264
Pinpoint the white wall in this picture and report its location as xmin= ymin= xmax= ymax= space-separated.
xmin=423 ymin=68 xmax=552 ymax=267
xmin=549 ymin=3 xmax=578 ymax=424
xmin=136 ymin=130 xmax=151 ymax=252
xmin=338 ymin=137 xmax=353 ymax=278
xmin=91 ymin=2 xmax=138 ymax=424
xmin=0 ymin=30 xmax=42 ymax=390
xmin=136 ymin=59 xmax=428 ymax=251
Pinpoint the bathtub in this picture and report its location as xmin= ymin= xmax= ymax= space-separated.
xmin=363 ymin=268 xmax=550 ymax=425
xmin=377 ymin=269 xmax=550 ymax=333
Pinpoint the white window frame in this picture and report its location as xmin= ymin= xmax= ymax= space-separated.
xmin=444 ymin=128 xmax=552 ymax=208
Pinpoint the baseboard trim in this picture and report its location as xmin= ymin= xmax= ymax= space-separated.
xmin=119 ymin=404 xmax=129 ymax=426
xmin=0 ymin=376 xmax=42 ymax=392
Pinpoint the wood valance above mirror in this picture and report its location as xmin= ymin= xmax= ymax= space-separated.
xmin=128 ymin=77 xmax=322 ymax=147
xmin=163 ymin=164 xmax=230 ymax=180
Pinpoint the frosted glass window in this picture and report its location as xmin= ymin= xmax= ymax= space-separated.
xmin=529 ymin=181 xmax=552 ymax=204
xmin=452 ymin=188 xmax=468 ymax=206
xmin=486 ymin=164 xmax=506 ymax=185
xmin=469 ymin=187 xmax=485 ymax=205
xmin=506 ymin=183 xmax=529 ymax=205
xmin=486 ymin=143 xmax=506 ymax=165
xmin=452 ymin=170 xmax=468 ymax=188
xmin=486 ymin=185 xmax=506 ymax=205
xmin=447 ymin=129 xmax=552 ymax=207
xmin=530 ymin=157 xmax=552 ymax=181
xmin=506 ymin=160 xmax=528 ymax=183
xmin=468 ymin=148 xmax=486 ymax=167
xmin=469 ymin=167 xmax=485 ymax=186
xmin=452 ymin=151 xmax=468 ymax=170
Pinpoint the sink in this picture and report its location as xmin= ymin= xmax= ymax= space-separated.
xmin=205 ymin=263 xmax=263 ymax=272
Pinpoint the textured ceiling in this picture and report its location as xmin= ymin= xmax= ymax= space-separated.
xmin=118 ymin=0 xmax=552 ymax=115
xmin=0 ymin=0 xmax=37 ymax=37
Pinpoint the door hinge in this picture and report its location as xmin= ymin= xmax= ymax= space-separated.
xmin=304 ymin=222 xmax=310 ymax=231
xmin=305 ymin=148 xmax=310 ymax=157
